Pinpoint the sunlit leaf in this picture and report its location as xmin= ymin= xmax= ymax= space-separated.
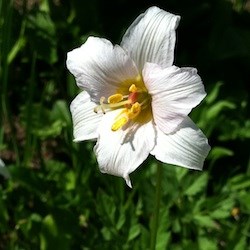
xmin=193 ymin=215 xmax=217 ymax=228
xmin=128 ymin=224 xmax=141 ymax=241
xmin=206 ymin=82 xmax=223 ymax=105
xmin=184 ymin=173 xmax=208 ymax=196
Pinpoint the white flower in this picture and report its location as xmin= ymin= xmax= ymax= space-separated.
xmin=67 ymin=6 xmax=211 ymax=188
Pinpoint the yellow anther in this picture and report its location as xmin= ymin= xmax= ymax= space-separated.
xmin=129 ymin=84 xmax=138 ymax=93
xmin=128 ymin=102 xmax=141 ymax=119
xmin=108 ymin=94 xmax=123 ymax=104
xmin=94 ymin=78 xmax=151 ymax=131
xmin=111 ymin=116 xmax=128 ymax=131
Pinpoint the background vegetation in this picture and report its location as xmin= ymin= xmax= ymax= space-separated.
xmin=0 ymin=0 xmax=250 ymax=249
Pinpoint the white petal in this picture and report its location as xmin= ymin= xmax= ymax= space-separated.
xmin=70 ymin=91 xmax=103 ymax=141
xmin=66 ymin=37 xmax=139 ymax=102
xmin=151 ymin=117 xmax=211 ymax=170
xmin=121 ymin=6 xmax=180 ymax=72
xmin=94 ymin=110 xmax=156 ymax=187
xmin=143 ymin=63 xmax=206 ymax=134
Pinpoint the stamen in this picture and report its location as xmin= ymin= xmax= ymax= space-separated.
xmin=100 ymin=97 xmax=106 ymax=114
xmin=128 ymin=102 xmax=141 ymax=119
xmin=129 ymin=84 xmax=138 ymax=93
xmin=94 ymin=97 xmax=107 ymax=113
xmin=108 ymin=94 xmax=123 ymax=104
xmin=111 ymin=115 xmax=129 ymax=131
xmin=107 ymin=100 xmax=131 ymax=108
xmin=140 ymin=97 xmax=151 ymax=110
xmin=94 ymin=98 xmax=132 ymax=114
xmin=94 ymin=81 xmax=151 ymax=131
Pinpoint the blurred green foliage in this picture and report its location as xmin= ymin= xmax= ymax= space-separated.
xmin=0 ymin=0 xmax=250 ymax=249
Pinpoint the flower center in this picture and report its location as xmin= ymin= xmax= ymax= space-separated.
xmin=94 ymin=83 xmax=151 ymax=131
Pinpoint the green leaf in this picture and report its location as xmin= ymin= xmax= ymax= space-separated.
xmin=172 ymin=218 xmax=181 ymax=233
xmin=40 ymin=211 xmax=77 ymax=250
xmin=198 ymin=237 xmax=217 ymax=250
xmin=194 ymin=215 xmax=217 ymax=228
xmin=96 ymin=190 xmax=116 ymax=226
xmin=128 ymin=224 xmax=141 ymax=241
xmin=65 ymin=170 xmax=76 ymax=190
xmin=116 ymin=212 xmax=126 ymax=230
xmin=40 ymin=215 xmax=59 ymax=250
xmin=238 ymin=192 xmax=250 ymax=210
xmin=26 ymin=11 xmax=57 ymax=64
xmin=156 ymin=232 xmax=171 ymax=250
xmin=234 ymin=236 xmax=247 ymax=250
xmin=33 ymin=120 xmax=66 ymax=139
xmin=7 ymin=36 xmax=26 ymax=64
xmin=184 ymin=173 xmax=208 ymax=196
xmin=210 ymin=198 xmax=234 ymax=219
xmin=101 ymin=227 xmax=112 ymax=241
xmin=210 ymin=209 xmax=229 ymax=219
xmin=208 ymin=146 xmax=234 ymax=161
xmin=206 ymin=100 xmax=236 ymax=120
xmin=176 ymin=167 xmax=189 ymax=182
xmin=206 ymin=82 xmax=223 ymax=104
xmin=229 ymin=174 xmax=250 ymax=191
xmin=0 ymin=190 xmax=9 ymax=230
xmin=51 ymin=100 xmax=71 ymax=125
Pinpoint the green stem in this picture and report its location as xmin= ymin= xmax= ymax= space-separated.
xmin=23 ymin=51 xmax=37 ymax=164
xmin=150 ymin=163 xmax=163 ymax=250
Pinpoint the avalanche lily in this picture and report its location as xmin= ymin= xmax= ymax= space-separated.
xmin=67 ymin=6 xmax=211 ymax=187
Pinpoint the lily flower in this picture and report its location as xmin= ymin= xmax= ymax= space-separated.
xmin=67 ymin=6 xmax=211 ymax=187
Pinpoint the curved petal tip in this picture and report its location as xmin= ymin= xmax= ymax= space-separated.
xmin=124 ymin=174 xmax=132 ymax=188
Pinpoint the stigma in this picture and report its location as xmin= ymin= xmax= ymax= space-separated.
xmin=94 ymin=83 xmax=150 ymax=131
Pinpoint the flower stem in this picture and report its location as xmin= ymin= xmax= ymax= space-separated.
xmin=150 ymin=163 xmax=163 ymax=250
